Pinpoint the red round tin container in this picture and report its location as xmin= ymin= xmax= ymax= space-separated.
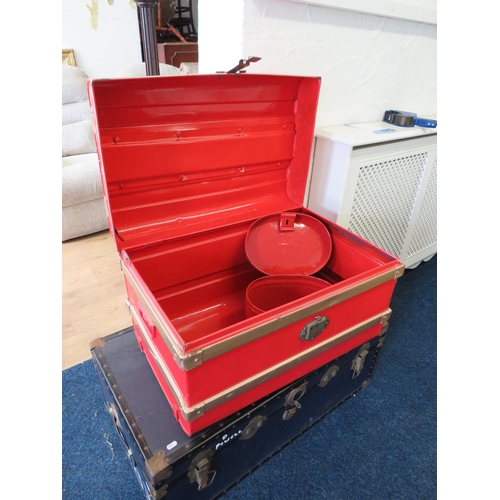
xmin=245 ymin=212 xmax=332 ymax=276
xmin=245 ymin=212 xmax=332 ymax=316
xmin=246 ymin=275 xmax=330 ymax=317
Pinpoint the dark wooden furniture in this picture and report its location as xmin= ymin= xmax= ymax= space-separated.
xmin=157 ymin=42 xmax=198 ymax=68
xmin=157 ymin=0 xmax=189 ymax=43
xmin=134 ymin=0 xmax=160 ymax=75
xmin=168 ymin=0 xmax=197 ymax=41
xmin=135 ymin=0 xmax=198 ymax=75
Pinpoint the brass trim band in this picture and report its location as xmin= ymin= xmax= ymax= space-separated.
xmin=122 ymin=258 xmax=403 ymax=371
xmin=127 ymin=299 xmax=206 ymax=421
xmin=200 ymin=267 xmax=401 ymax=363
xmin=122 ymin=262 xmax=202 ymax=371
xmin=127 ymin=298 xmax=391 ymax=423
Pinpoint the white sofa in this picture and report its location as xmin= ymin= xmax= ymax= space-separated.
xmin=116 ymin=62 xmax=181 ymax=77
xmin=62 ymin=64 xmax=107 ymax=241
xmin=61 ymin=62 xmax=182 ymax=242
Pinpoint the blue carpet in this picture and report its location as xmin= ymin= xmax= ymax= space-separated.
xmin=62 ymin=256 xmax=437 ymax=500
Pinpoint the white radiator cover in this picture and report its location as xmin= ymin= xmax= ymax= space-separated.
xmin=306 ymin=122 xmax=437 ymax=269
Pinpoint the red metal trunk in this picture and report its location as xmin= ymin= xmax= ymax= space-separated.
xmin=88 ymin=74 xmax=404 ymax=435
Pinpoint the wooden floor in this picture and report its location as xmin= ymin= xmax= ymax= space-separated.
xmin=62 ymin=230 xmax=132 ymax=370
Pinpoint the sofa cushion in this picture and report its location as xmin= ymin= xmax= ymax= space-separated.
xmin=62 ymin=64 xmax=90 ymax=104
xmin=62 ymin=119 xmax=96 ymax=157
xmin=62 ymin=153 xmax=103 ymax=207
xmin=62 ymin=199 xmax=109 ymax=241
xmin=116 ymin=62 xmax=182 ymax=77
xmin=62 ymin=101 xmax=91 ymax=125
xmin=62 ymin=152 xmax=97 ymax=167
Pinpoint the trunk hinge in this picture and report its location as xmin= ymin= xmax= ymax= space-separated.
xmin=318 ymin=364 xmax=339 ymax=387
xmin=226 ymin=56 xmax=261 ymax=73
xmin=240 ymin=415 xmax=267 ymax=440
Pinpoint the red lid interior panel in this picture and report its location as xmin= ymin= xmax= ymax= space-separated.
xmin=88 ymin=74 xmax=321 ymax=251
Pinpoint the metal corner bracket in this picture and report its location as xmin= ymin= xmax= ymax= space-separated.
xmin=89 ymin=337 xmax=106 ymax=350
xmin=395 ymin=263 xmax=406 ymax=279
xmin=145 ymin=450 xmax=172 ymax=483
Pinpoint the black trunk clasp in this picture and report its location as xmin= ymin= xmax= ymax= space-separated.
xmin=188 ymin=449 xmax=216 ymax=491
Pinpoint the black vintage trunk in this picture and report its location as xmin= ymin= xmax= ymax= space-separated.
xmin=91 ymin=325 xmax=386 ymax=499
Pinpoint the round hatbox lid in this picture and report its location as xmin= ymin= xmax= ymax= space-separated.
xmin=245 ymin=212 xmax=332 ymax=276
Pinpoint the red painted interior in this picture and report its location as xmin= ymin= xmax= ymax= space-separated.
xmin=89 ymin=74 xmax=320 ymax=250
xmin=124 ymin=208 xmax=396 ymax=346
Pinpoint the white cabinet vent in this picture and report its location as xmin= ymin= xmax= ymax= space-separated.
xmin=307 ymin=123 xmax=437 ymax=269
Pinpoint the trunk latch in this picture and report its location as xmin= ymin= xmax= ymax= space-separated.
xmin=188 ymin=449 xmax=216 ymax=491
xmin=280 ymin=212 xmax=296 ymax=231
xmin=300 ymin=315 xmax=330 ymax=341
xmin=283 ymin=382 xmax=308 ymax=420
xmin=351 ymin=343 xmax=370 ymax=378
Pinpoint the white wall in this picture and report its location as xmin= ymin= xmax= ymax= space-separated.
xmin=62 ymin=1 xmax=199 ymax=79
xmin=62 ymin=0 xmax=436 ymax=127
xmin=199 ymin=0 xmax=437 ymax=128
xmin=198 ymin=1 xmax=244 ymax=74
xmin=62 ymin=0 xmax=142 ymax=79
